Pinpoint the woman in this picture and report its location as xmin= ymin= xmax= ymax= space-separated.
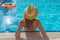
xmin=15 ymin=5 xmax=47 ymax=38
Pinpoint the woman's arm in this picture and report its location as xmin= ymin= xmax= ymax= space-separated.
xmin=37 ymin=20 xmax=47 ymax=38
xmin=15 ymin=20 xmax=24 ymax=38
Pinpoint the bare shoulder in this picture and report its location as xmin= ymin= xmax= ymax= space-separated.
xmin=18 ymin=19 xmax=25 ymax=26
xmin=20 ymin=19 xmax=25 ymax=23
xmin=35 ymin=19 xmax=41 ymax=25
xmin=18 ymin=19 xmax=25 ymax=25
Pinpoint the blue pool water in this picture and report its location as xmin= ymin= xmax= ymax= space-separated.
xmin=0 ymin=0 xmax=60 ymax=32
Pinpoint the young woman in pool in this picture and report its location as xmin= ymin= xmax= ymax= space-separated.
xmin=15 ymin=5 xmax=47 ymax=38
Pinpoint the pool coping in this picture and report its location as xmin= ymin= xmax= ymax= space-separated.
xmin=0 ymin=32 xmax=60 ymax=38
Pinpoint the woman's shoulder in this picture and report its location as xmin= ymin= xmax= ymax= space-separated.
xmin=20 ymin=19 xmax=25 ymax=23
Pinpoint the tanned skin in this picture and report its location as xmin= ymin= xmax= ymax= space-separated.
xmin=15 ymin=19 xmax=47 ymax=38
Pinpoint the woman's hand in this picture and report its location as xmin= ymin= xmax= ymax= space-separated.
xmin=15 ymin=31 xmax=20 ymax=38
xmin=42 ymin=33 xmax=47 ymax=38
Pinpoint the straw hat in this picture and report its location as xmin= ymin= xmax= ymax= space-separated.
xmin=24 ymin=5 xmax=38 ymax=20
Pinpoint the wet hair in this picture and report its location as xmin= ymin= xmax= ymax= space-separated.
xmin=25 ymin=18 xmax=35 ymax=28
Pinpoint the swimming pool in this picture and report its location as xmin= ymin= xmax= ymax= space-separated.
xmin=0 ymin=0 xmax=60 ymax=32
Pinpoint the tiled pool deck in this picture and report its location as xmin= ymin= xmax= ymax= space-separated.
xmin=0 ymin=32 xmax=60 ymax=40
